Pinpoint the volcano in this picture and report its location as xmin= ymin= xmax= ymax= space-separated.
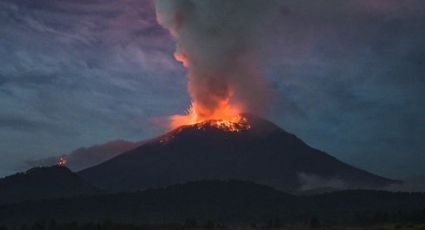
xmin=79 ymin=114 xmax=398 ymax=192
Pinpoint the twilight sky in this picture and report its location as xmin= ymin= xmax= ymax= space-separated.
xmin=0 ymin=0 xmax=424 ymax=179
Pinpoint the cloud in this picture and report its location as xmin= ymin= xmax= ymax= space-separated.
xmin=0 ymin=0 xmax=186 ymax=175
xmin=262 ymin=0 xmax=425 ymax=178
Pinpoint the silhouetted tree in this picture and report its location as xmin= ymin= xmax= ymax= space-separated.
xmin=46 ymin=220 xmax=56 ymax=230
xmin=203 ymin=220 xmax=215 ymax=229
xmin=183 ymin=218 xmax=198 ymax=229
xmin=266 ymin=217 xmax=281 ymax=229
xmin=32 ymin=221 xmax=46 ymax=230
xmin=309 ymin=217 xmax=321 ymax=228
xmin=19 ymin=225 xmax=28 ymax=230
xmin=273 ymin=217 xmax=281 ymax=228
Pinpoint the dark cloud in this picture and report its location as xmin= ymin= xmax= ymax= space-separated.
xmin=0 ymin=0 xmax=186 ymax=174
xmin=0 ymin=118 xmax=44 ymax=131
xmin=156 ymin=0 xmax=278 ymax=116
xmin=266 ymin=0 xmax=425 ymax=178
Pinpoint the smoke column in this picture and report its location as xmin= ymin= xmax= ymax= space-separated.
xmin=155 ymin=0 xmax=279 ymax=128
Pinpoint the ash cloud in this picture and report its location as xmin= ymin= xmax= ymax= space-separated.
xmin=155 ymin=0 xmax=281 ymax=116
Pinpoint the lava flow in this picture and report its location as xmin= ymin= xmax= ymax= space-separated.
xmin=169 ymin=100 xmax=251 ymax=132
xmin=194 ymin=117 xmax=251 ymax=132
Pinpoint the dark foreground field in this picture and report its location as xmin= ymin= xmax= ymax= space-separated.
xmin=3 ymin=222 xmax=425 ymax=230
xmin=1 ymin=180 xmax=425 ymax=227
xmin=1 ymin=180 xmax=425 ymax=226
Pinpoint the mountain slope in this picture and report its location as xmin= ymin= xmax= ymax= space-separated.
xmin=0 ymin=166 xmax=99 ymax=205
xmin=388 ymin=174 xmax=425 ymax=192
xmin=79 ymin=114 xmax=398 ymax=192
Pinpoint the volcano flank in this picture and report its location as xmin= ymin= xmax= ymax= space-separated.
xmin=79 ymin=114 xmax=398 ymax=192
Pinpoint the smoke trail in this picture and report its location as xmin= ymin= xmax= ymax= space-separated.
xmin=155 ymin=0 xmax=279 ymax=126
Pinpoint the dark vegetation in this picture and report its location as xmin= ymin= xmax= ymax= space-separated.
xmin=0 ymin=166 xmax=98 ymax=205
xmin=2 ymin=220 xmax=425 ymax=230
xmin=0 ymin=180 xmax=424 ymax=226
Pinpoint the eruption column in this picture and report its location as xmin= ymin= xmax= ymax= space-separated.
xmin=155 ymin=0 xmax=277 ymax=128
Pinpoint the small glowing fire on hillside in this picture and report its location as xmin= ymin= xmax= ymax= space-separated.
xmin=57 ymin=157 xmax=67 ymax=166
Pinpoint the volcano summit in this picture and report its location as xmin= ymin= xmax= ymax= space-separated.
xmin=79 ymin=114 xmax=398 ymax=192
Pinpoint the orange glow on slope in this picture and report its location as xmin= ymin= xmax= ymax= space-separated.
xmin=169 ymin=100 xmax=250 ymax=132
xmin=57 ymin=157 xmax=67 ymax=166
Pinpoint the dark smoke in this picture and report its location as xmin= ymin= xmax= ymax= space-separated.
xmin=155 ymin=0 xmax=281 ymax=117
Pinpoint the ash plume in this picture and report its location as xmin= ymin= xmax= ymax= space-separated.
xmin=155 ymin=0 xmax=280 ymax=123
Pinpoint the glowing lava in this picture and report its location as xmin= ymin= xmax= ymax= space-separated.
xmin=194 ymin=116 xmax=251 ymax=132
xmin=168 ymin=51 xmax=250 ymax=132
xmin=169 ymin=96 xmax=250 ymax=132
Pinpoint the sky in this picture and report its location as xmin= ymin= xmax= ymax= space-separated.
xmin=0 ymin=0 xmax=424 ymax=179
